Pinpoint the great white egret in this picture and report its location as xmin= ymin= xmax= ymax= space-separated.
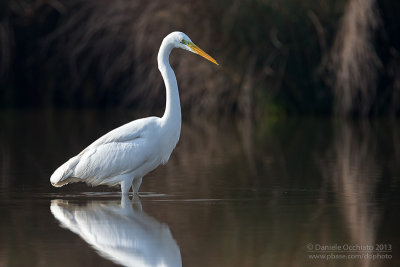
xmin=50 ymin=31 xmax=218 ymax=194
xmin=51 ymin=198 xmax=182 ymax=267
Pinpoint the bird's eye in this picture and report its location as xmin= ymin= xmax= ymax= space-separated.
xmin=180 ymin=39 xmax=187 ymax=45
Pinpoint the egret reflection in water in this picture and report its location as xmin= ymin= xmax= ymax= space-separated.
xmin=50 ymin=197 xmax=182 ymax=267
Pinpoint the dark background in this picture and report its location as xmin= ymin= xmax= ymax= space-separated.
xmin=1 ymin=0 xmax=399 ymax=117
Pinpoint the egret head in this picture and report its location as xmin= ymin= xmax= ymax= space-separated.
xmin=169 ymin=31 xmax=219 ymax=65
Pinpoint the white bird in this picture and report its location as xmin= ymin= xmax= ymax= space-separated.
xmin=51 ymin=198 xmax=182 ymax=267
xmin=50 ymin=31 xmax=218 ymax=194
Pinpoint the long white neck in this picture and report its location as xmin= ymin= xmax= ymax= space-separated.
xmin=158 ymin=39 xmax=181 ymax=129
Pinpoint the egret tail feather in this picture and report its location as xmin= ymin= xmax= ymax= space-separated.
xmin=50 ymin=156 xmax=80 ymax=187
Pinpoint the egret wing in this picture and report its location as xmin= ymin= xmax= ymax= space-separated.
xmin=83 ymin=117 xmax=159 ymax=152
xmin=72 ymin=139 xmax=151 ymax=185
xmin=51 ymin=117 xmax=159 ymax=186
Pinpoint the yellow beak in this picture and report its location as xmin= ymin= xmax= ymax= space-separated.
xmin=187 ymin=42 xmax=219 ymax=66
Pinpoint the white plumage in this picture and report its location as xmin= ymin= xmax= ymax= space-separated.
xmin=50 ymin=198 xmax=182 ymax=267
xmin=50 ymin=31 xmax=218 ymax=194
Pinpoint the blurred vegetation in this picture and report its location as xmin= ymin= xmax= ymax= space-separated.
xmin=0 ymin=0 xmax=399 ymax=117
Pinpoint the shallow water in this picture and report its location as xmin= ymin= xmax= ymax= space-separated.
xmin=0 ymin=110 xmax=399 ymax=266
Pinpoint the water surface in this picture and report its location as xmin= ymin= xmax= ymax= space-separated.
xmin=0 ymin=110 xmax=399 ymax=266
